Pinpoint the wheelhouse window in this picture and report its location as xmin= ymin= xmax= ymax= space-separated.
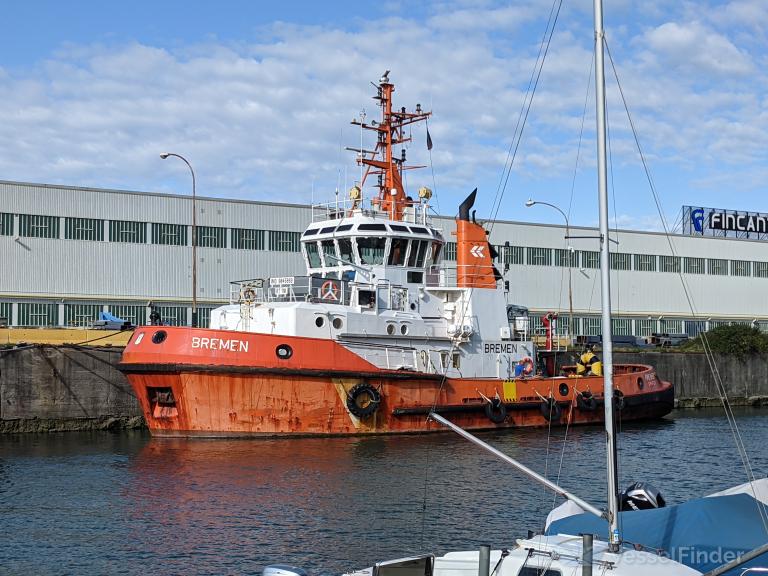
xmin=388 ymin=238 xmax=409 ymax=266
xmin=357 ymin=237 xmax=386 ymax=265
xmin=428 ymin=242 xmax=443 ymax=266
xmin=338 ymin=238 xmax=354 ymax=265
xmin=321 ymin=239 xmax=338 ymax=266
xmin=408 ymin=240 xmax=428 ymax=267
xmin=304 ymin=241 xmax=322 ymax=268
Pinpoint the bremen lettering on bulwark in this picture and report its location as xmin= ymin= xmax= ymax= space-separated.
xmin=483 ymin=342 xmax=519 ymax=354
xmin=191 ymin=336 xmax=249 ymax=352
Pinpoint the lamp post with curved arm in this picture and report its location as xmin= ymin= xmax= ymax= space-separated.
xmin=161 ymin=152 xmax=198 ymax=328
xmin=525 ymin=199 xmax=573 ymax=344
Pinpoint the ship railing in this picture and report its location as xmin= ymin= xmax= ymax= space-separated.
xmin=230 ymin=276 xmax=352 ymax=306
xmin=310 ymin=198 xmax=433 ymax=226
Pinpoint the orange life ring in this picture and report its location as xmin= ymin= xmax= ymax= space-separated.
xmin=320 ymin=280 xmax=340 ymax=301
xmin=519 ymin=356 xmax=534 ymax=375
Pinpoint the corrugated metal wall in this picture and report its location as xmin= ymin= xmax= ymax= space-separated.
xmin=1 ymin=180 xmax=767 ymax=326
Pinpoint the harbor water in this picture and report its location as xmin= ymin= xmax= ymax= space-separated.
xmin=1 ymin=408 xmax=766 ymax=575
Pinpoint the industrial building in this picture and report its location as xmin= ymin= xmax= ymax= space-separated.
xmin=1 ymin=179 xmax=767 ymax=337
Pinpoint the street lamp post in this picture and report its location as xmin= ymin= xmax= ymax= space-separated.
xmin=161 ymin=152 xmax=198 ymax=328
xmin=526 ymin=199 xmax=573 ymax=344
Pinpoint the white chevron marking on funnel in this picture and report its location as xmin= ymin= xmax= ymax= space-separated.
xmin=470 ymin=245 xmax=485 ymax=258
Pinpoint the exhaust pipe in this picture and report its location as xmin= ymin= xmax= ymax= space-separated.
xmin=458 ymin=188 xmax=477 ymax=222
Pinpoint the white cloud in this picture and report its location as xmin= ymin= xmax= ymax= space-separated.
xmin=638 ymin=20 xmax=753 ymax=77
xmin=0 ymin=1 xmax=765 ymax=226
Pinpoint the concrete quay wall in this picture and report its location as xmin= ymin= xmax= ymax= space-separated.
xmin=0 ymin=345 xmax=142 ymax=433
xmin=615 ymin=351 xmax=768 ymax=407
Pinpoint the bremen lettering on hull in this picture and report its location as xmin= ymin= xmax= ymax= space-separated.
xmin=191 ymin=336 xmax=249 ymax=352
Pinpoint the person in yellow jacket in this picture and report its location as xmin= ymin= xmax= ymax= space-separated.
xmin=576 ymin=346 xmax=603 ymax=376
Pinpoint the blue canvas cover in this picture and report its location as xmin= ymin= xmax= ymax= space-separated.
xmin=99 ymin=311 xmax=126 ymax=323
xmin=546 ymin=493 xmax=768 ymax=574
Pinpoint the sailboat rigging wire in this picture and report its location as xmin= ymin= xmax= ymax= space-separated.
xmin=604 ymin=40 xmax=768 ymax=535
xmin=425 ymin=0 xmax=563 ymax=413
xmin=428 ymin=0 xmax=563 ymax=416
xmin=487 ymin=0 xmax=564 ymax=231
xmin=552 ymin=395 xmax=575 ymax=510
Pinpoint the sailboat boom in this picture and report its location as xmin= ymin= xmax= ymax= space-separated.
xmin=429 ymin=412 xmax=606 ymax=520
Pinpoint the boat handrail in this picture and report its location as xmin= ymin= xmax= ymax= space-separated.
xmin=310 ymin=198 xmax=432 ymax=225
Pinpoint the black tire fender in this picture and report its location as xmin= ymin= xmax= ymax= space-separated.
xmin=540 ymin=397 xmax=562 ymax=421
xmin=484 ymin=398 xmax=507 ymax=424
xmin=577 ymin=390 xmax=598 ymax=412
xmin=614 ymin=389 xmax=625 ymax=411
xmin=346 ymin=383 xmax=381 ymax=418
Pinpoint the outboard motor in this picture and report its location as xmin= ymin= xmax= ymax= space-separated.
xmin=620 ymin=481 xmax=666 ymax=511
xmin=263 ymin=565 xmax=309 ymax=576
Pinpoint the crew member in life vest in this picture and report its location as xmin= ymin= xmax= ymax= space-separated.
xmin=576 ymin=346 xmax=603 ymax=376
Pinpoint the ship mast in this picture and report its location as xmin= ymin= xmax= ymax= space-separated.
xmin=593 ymin=0 xmax=621 ymax=553
xmin=349 ymin=71 xmax=431 ymax=221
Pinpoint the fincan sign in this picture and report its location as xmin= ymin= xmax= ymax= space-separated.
xmin=682 ymin=206 xmax=768 ymax=240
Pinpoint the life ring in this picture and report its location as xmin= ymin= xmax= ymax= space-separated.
xmin=320 ymin=280 xmax=340 ymax=301
xmin=346 ymin=383 xmax=381 ymax=418
xmin=577 ymin=390 xmax=598 ymax=412
xmin=519 ymin=356 xmax=534 ymax=376
xmin=540 ymin=397 xmax=562 ymax=421
xmin=485 ymin=398 xmax=507 ymax=424
xmin=614 ymin=389 xmax=625 ymax=411
xmin=243 ymin=288 xmax=256 ymax=302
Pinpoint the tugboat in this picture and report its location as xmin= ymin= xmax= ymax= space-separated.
xmin=118 ymin=72 xmax=674 ymax=437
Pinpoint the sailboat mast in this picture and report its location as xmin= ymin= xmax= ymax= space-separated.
xmin=593 ymin=0 xmax=621 ymax=552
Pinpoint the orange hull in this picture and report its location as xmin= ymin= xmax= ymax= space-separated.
xmin=119 ymin=326 xmax=674 ymax=437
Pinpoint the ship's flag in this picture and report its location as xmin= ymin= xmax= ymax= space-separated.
xmin=426 ymin=128 xmax=433 ymax=151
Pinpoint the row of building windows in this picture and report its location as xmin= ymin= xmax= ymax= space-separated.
xmin=0 ymin=303 xmax=216 ymax=328
xmin=0 ymin=213 xmax=302 ymax=251
xmin=2 ymin=301 xmax=765 ymax=338
xmin=529 ymin=315 xmax=768 ymax=338
xmin=442 ymin=242 xmax=768 ymax=278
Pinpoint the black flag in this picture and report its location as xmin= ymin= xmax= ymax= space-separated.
xmin=426 ymin=128 xmax=433 ymax=151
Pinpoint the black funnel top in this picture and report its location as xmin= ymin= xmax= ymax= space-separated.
xmin=458 ymin=188 xmax=477 ymax=222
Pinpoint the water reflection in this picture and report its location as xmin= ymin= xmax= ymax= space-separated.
xmin=0 ymin=408 xmax=765 ymax=575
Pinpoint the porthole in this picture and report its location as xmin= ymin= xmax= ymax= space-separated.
xmin=410 ymin=302 xmax=417 ymax=311
xmin=637 ymin=377 xmax=644 ymax=390
xmin=386 ymin=324 xmax=395 ymax=335
xmin=315 ymin=317 xmax=325 ymax=328
xmin=332 ymin=317 xmax=343 ymax=330
xmin=559 ymin=382 xmax=569 ymax=397
xmin=276 ymin=344 xmax=293 ymax=360
xmin=151 ymin=330 xmax=167 ymax=344
xmin=400 ymin=324 xmax=409 ymax=335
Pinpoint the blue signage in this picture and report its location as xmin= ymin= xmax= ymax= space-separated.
xmin=683 ymin=205 xmax=768 ymax=240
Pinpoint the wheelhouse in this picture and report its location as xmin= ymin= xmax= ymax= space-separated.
xmin=300 ymin=216 xmax=444 ymax=286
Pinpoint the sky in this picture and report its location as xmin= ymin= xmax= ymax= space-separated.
xmin=0 ymin=0 xmax=766 ymax=229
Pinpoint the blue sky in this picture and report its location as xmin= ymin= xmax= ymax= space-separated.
xmin=0 ymin=1 xmax=766 ymax=229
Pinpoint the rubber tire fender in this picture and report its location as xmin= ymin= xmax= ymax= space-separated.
xmin=577 ymin=390 xmax=598 ymax=412
xmin=484 ymin=398 xmax=507 ymax=424
xmin=614 ymin=389 xmax=625 ymax=411
xmin=540 ymin=397 xmax=562 ymax=421
xmin=346 ymin=383 xmax=382 ymax=418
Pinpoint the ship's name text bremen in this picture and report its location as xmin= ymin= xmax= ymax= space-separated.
xmin=191 ymin=337 xmax=249 ymax=352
